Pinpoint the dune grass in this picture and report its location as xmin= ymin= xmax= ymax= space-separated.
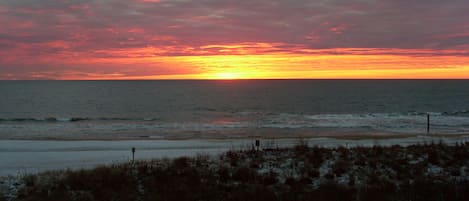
xmin=8 ymin=141 xmax=469 ymax=201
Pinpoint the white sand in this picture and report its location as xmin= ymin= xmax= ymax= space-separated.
xmin=1 ymin=135 xmax=469 ymax=176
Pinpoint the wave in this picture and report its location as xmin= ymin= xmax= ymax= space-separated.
xmin=0 ymin=117 xmax=159 ymax=122
xmin=0 ymin=112 xmax=468 ymax=137
xmin=1 ymin=112 xmax=468 ymax=133
xmin=0 ymin=111 xmax=467 ymax=123
xmin=442 ymin=110 xmax=469 ymax=116
xmin=250 ymin=112 xmax=469 ymax=133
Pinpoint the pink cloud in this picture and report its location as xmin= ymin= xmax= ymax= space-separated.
xmin=0 ymin=0 xmax=468 ymax=79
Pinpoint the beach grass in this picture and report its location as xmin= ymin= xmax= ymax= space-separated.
xmin=5 ymin=142 xmax=469 ymax=201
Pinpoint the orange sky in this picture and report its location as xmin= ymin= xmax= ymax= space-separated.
xmin=20 ymin=46 xmax=468 ymax=80
xmin=1 ymin=0 xmax=469 ymax=79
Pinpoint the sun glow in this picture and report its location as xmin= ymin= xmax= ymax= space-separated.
xmin=213 ymin=72 xmax=243 ymax=79
xmin=166 ymin=52 xmax=469 ymax=80
xmin=16 ymin=45 xmax=469 ymax=80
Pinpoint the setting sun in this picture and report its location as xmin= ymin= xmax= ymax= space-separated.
xmin=213 ymin=72 xmax=243 ymax=80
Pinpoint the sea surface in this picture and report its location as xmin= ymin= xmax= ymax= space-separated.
xmin=1 ymin=80 xmax=469 ymax=139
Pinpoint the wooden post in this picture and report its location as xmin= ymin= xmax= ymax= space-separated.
xmin=132 ymin=147 xmax=135 ymax=162
xmin=427 ymin=114 xmax=430 ymax=134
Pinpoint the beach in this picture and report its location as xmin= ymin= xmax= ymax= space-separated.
xmin=3 ymin=139 xmax=469 ymax=201
xmin=2 ymin=135 xmax=469 ymax=177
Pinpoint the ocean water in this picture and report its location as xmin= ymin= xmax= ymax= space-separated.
xmin=1 ymin=80 xmax=469 ymax=139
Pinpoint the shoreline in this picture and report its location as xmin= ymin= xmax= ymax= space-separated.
xmin=1 ymin=132 xmax=468 ymax=141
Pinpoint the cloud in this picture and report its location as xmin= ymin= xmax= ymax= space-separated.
xmin=0 ymin=0 xmax=468 ymax=79
xmin=1 ymin=0 xmax=468 ymax=50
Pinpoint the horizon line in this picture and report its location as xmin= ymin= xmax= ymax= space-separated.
xmin=1 ymin=78 xmax=468 ymax=81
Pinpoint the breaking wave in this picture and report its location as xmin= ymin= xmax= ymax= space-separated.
xmin=1 ymin=111 xmax=469 ymax=135
xmin=0 ymin=117 xmax=159 ymax=122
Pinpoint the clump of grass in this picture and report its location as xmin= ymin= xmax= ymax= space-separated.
xmin=226 ymin=150 xmax=241 ymax=167
xmin=232 ymin=167 xmax=257 ymax=182
xmin=0 ymin=192 xmax=6 ymax=201
xmin=293 ymin=138 xmax=309 ymax=156
xmin=261 ymin=170 xmax=278 ymax=186
xmin=332 ymin=159 xmax=352 ymax=176
xmin=305 ymin=147 xmax=325 ymax=167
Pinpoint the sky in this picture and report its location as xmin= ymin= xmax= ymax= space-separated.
xmin=0 ymin=0 xmax=469 ymax=79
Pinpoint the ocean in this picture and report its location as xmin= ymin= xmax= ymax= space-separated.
xmin=1 ymin=80 xmax=469 ymax=139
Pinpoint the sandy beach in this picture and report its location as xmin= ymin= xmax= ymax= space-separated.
xmin=2 ymin=135 xmax=469 ymax=177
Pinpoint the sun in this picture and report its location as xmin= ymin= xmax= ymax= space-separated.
xmin=213 ymin=72 xmax=243 ymax=80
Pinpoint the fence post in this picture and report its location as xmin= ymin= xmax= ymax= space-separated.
xmin=427 ymin=113 xmax=430 ymax=134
